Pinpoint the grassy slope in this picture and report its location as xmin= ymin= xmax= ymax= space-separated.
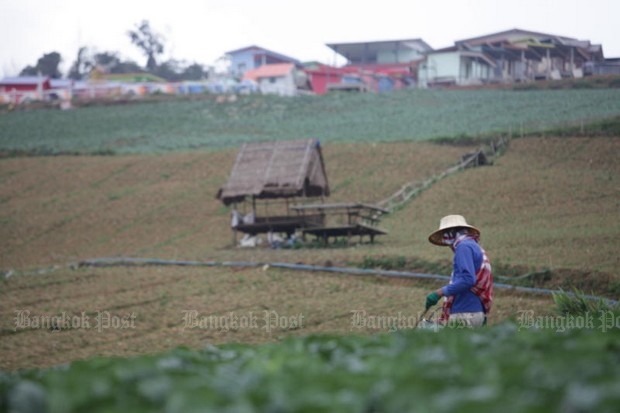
xmin=1 ymin=138 xmax=618 ymax=277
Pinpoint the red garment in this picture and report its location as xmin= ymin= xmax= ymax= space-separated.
xmin=439 ymin=242 xmax=493 ymax=323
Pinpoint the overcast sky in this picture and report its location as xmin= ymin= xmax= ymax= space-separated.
xmin=1 ymin=0 xmax=618 ymax=78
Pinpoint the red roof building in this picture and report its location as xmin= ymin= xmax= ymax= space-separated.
xmin=0 ymin=76 xmax=51 ymax=92
xmin=303 ymin=65 xmax=346 ymax=95
xmin=0 ymin=76 xmax=52 ymax=104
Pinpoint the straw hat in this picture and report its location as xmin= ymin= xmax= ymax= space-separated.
xmin=428 ymin=215 xmax=480 ymax=246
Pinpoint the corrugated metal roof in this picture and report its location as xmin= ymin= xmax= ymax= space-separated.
xmin=225 ymin=45 xmax=301 ymax=64
xmin=0 ymin=76 xmax=50 ymax=85
xmin=455 ymin=28 xmax=579 ymax=46
xmin=217 ymin=138 xmax=330 ymax=205
xmin=242 ymin=63 xmax=295 ymax=81
xmin=325 ymin=39 xmax=433 ymax=64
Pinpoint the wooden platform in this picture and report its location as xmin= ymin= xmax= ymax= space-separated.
xmin=232 ymin=202 xmax=389 ymax=246
xmin=234 ymin=214 xmax=324 ymax=236
xmin=303 ymin=223 xmax=388 ymax=244
xmin=291 ymin=203 xmax=389 ymax=244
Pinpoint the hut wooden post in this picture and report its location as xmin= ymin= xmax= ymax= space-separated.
xmin=231 ymin=202 xmax=238 ymax=247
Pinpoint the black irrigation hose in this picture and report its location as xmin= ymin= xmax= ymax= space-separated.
xmin=72 ymin=257 xmax=618 ymax=305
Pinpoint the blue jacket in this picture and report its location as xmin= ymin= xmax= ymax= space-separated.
xmin=441 ymin=238 xmax=484 ymax=314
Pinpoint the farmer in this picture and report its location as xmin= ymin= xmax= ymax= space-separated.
xmin=424 ymin=215 xmax=493 ymax=327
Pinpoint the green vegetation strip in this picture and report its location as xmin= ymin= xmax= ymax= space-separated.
xmin=2 ymin=89 xmax=620 ymax=155
xmin=2 ymin=322 xmax=620 ymax=412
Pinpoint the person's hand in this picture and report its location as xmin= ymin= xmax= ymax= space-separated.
xmin=425 ymin=292 xmax=440 ymax=310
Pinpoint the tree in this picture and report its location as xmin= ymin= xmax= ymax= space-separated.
xmin=19 ymin=52 xmax=62 ymax=78
xmin=111 ymin=60 xmax=144 ymax=74
xmin=19 ymin=65 xmax=39 ymax=77
xmin=68 ymin=47 xmax=93 ymax=80
xmin=151 ymin=59 xmax=183 ymax=81
xmin=128 ymin=20 xmax=165 ymax=71
xmin=182 ymin=63 xmax=209 ymax=81
xmin=150 ymin=60 xmax=210 ymax=81
xmin=93 ymin=51 xmax=121 ymax=69
xmin=88 ymin=52 xmax=145 ymax=76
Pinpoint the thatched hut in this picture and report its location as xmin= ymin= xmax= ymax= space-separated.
xmin=216 ymin=138 xmax=330 ymax=239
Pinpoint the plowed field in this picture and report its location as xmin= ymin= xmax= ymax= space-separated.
xmin=1 ymin=137 xmax=619 ymax=370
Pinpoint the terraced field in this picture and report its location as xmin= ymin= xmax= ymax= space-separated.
xmin=1 ymin=89 xmax=619 ymax=412
xmin=1 ymin=136 xmax=619 ymax=372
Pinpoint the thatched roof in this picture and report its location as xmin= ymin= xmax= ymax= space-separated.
xmin=216 ymin=138 xmax=330 ymax=205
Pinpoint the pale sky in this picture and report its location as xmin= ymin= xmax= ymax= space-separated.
xmin=1 ymin=0 xmax=618 ymax=78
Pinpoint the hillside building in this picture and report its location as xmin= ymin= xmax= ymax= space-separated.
xmin=419 ymin=28 xmax=606 ymax=87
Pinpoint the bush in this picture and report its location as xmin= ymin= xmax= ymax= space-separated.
xmin=552 ymin=288 xmax=619 ymax=316
xmin=3 ymin=322 xmax=620 ymax=413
